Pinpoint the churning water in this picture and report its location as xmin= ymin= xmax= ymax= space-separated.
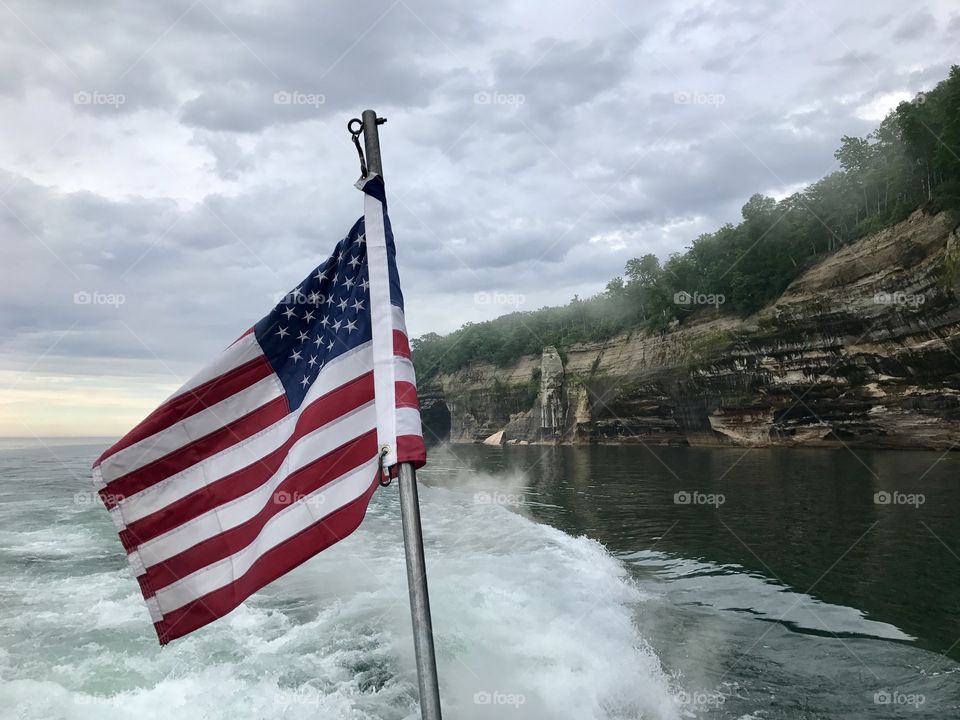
xmin=0 ymin=439 xmax=957 ymax=718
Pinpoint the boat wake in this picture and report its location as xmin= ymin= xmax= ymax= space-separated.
xmin=0 ymin=453 xmax=683 ymax=719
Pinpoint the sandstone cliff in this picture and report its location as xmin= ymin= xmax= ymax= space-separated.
xmin=419 ymin=210 xmax=960 ymax=450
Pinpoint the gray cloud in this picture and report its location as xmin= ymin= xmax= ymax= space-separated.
xmin=893 ymin=10 xmax=937 ymax=40
xmin=0 ymin=0 xmax=956 ymax=392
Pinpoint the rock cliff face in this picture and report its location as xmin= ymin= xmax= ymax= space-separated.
xmin=419 ymin=210 xmax=960 ymax=450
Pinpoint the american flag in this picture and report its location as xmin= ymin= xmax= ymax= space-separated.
xmin=92 ymin=175 xmax=425 ymax=644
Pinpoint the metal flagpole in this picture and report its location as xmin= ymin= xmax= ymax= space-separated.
xmin=361 ymin=108 xmax=443 ymax=720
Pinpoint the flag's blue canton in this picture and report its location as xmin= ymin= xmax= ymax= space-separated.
xmin=363 ymin=175 xmax=405 ymax=311
xmin=254 ymin=218 xmax=372 ymax=411
xmin=381 ymin=211 xmax=405 ymax=310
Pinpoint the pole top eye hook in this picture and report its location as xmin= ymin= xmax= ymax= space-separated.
xmin=347 ymin=118 xmax=367 ymax=177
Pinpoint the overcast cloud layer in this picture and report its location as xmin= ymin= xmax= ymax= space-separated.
xmin=1 ymin=0 xmax=957 ymax=435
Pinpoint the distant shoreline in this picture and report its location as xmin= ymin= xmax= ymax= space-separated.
xmin=0 ymin=437 xmax=116 ymax=451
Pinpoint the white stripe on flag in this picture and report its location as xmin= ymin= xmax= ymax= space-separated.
xmin=396 ymin=406 xmax=423 ymax=437
xmin=364 ymin=179 xmax=398 ymax=467
xmin=154 ymin=458 xmax=378 ymax=614
xmin=394 ymin=356 xmax=416 ymax=386
xmin=114 ymin=342 xmax=374 ymax=525
xmin=145 ymin=595 xmax=163 ymax=624
xmin=99 ymin=374 xmax=284 ymax=484
xmin=391 ymin=305 xmax=409 ymax=336
xmin=135 ymin=402 xmax=377 ymax=569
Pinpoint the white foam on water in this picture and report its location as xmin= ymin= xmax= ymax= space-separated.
xmin=416 ymin=488 xmax=678 ymax=719
xmin=1 ymin=473 xmax=684 ymax=720
xmin=0 ymin=525 xmax=104 ymax=559
xmin=0 ymin=569 xmax=148 ymax=635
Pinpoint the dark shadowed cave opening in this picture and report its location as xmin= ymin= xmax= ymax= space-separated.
xmin=420 ymin=400 xmax=451 ymax=444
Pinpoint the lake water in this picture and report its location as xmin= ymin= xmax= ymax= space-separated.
xmin=0 ymin=439 xmax=957 ymax=719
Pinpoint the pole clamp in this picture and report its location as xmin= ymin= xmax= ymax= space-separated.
xmin=375 ymin=444 xmax=392 ymax=487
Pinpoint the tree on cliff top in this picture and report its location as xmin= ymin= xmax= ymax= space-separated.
xmin=413 ymin=66 xmax=960 ymax=383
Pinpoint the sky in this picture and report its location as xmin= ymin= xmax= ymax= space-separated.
xmin=0 ymin=0 xmax=957 ymax=437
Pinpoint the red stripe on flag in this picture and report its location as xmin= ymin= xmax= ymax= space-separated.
xmin=152 ymin=478 xmax=379 ymax=644
xmin=393 ymin=330 xmax=411 ymax=359
xmin=95 ymin=357 xmax=274 ymax=466
xmin=396 ymin=434 xmax=427 ymax=469
xmin=143 ymin=429 xmax=377 ymax=591
xmin=120 ymin=372 xmax=376 ymax=549
xmin=102 ymin=396 xmax=288 ymax=506
xmin=395 ymin=380 xmax=420 ymax=410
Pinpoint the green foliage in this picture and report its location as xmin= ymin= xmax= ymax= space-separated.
xmin=526 ymin=368 xmax=542 ymax=408
xmin=413 ymin=67 xmax=960 ymax=382
xmin=932 ymin=178 xmax=960 ymax=215
xmin=943 ymin=226 xmax=960 ymax=289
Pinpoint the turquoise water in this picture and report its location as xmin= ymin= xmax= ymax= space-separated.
xmin=0 ymin=439 xmax=957 ymax=718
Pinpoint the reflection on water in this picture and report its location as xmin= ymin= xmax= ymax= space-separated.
xmin=439 ymin=444 xmax=960 ymax=659
xmin=422 ymin=444 xmax=960 ymax=718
